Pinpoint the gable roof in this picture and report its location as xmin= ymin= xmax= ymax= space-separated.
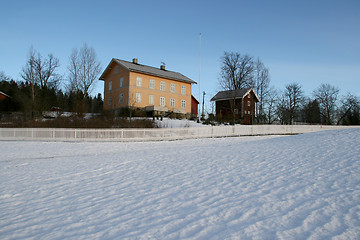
xmin=0 ymin=91 xmax=11 ymax=98
xmin=191 ymin=95 xmax=199 ymax=104
xmin=210 ymin=88 xmax=260 ymax=102
xmin=99 ymin=58 xmax=196 ymax=84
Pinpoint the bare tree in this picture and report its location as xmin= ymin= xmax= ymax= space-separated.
xmin=277 ymin=83 xmax=304 ymax=124
xmin=313 ymin=83 xmax=339 ymax=125
xmin=337 ymin=93 xmax=360 ymax=125
xmin=33 ymin=53 xmax=60 ymax=89
xmin=264 ymin=87 xmax=278 ymax=124
xmin=20 ymin=47 xmax=61 ymax=118
xmin=68 ymin=43 xmax=101 ymax=98
xmin=20 ymin=47 xmax=36 ymax=119
xmin=252 ymin=58 xmax=270 ymax=122
xmin=21 ymin=47 xmax=61 ymax=89
xmin=219 ymin=52 xmax=254 ymax=91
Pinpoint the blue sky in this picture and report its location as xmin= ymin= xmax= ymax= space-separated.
xmin=1 ymin=0 xmax=359 ymax=107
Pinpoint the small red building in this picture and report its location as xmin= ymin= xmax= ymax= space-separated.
xmin=191 ymin=95 xmax=199 ymax=117
xmin=211 ymin=88 xmax=260 ymax=124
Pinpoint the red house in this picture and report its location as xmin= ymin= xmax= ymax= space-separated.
xmin=211 ymin=88 xmax=260 ymax=124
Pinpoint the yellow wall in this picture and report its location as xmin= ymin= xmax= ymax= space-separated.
xmin=102 ymin=63 xmax=193 ymax=114
xmin=128 ymin=72 xmax=192 ymax=113
xmin=103 ymin=63 xmax=130 ymax=110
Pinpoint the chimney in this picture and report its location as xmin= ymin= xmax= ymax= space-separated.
xmin=132 ymin=58 xmax=138 ymax=64
xmin=160 ymin=65 xmax=165 ymax=70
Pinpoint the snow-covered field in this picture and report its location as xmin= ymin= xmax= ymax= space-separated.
xmin=1 ymin=129 xmax=359 ymax=240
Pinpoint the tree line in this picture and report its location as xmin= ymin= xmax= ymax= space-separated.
xmin=0 ymin=43 xmax=103 ymax=121
xmin=218 ymin=51 xmax=360 ymax=125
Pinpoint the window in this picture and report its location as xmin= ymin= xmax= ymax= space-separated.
xmin=115 ymin=66 xmax=119 ymax=73
xmin=170 ymin=83 xmax=175 ymax=93
xmin=181 ymin=85 xmax=186 ymax=95
xmin=120 ymin=77 xmax=124 ymax=87
xmin=170 ymin=98 xmax=175 ymax=107
xmin=108 ymin=96 xmax=112 ymax=106
xmin=160 ymin=97 xmax=165 ymax=107
xmin=136 ymin=77 xmax=142 ymax=87
xmin=109 ymin=81 xmax=112 ymax=90
xmin=149 ymin=95 xmax=154 ymax=105
xmin=248 ymin=94 xmax=251 ymax=99
xmin=181 ymin=100 xmax=186 ymax=109
xmin=119 ymin=93 xmax=123 ymax=103
xmin=149 ymin=79 xmax=155 ymax=89
xmin=160 ymin=81 xmax=166 ymax=91
xmin=247 ymin=101 xmax=251 ymax=106
xmin=234 ymin=109 xmax=238 ymax=114
xmin=136 ymin=93 xmax=142 ymax=103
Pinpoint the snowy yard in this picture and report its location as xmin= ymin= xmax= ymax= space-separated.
xmin=1 ymin=129 xmax=359 ymax=239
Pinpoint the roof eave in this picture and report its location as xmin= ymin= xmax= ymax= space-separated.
xmin=210 ymin=96 xmax=243 ymax=102
xmin=99 ymin=58 xmax=116 ymax=80
xmin=100 ymin=58 xmax=196 ymax=84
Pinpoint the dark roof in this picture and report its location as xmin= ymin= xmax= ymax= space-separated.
xmin=191 ymin=95 xmax=199 ymax=103
xmin=99 ymin=58 xmax=196 ymax=84
xmin=210 ymin=88 xmax=260 ymax=102
xmin=0 ymin=91 xmax=10 ymax=98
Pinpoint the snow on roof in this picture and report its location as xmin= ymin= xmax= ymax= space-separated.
xmin=211 ymin=88 xmax=260 ymax=102
xmin=99 ymin=58 xmax=196 ymax=84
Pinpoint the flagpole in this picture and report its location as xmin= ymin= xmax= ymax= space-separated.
xmin=198 ymin=33 xmax=201 ymax=122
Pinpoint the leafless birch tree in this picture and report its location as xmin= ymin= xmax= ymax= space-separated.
xmin=68 ymin=43 xmax=101 ymax=98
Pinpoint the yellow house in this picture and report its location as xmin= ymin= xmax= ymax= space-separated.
xmin=99 ymin=58 xmax=197 ymax=117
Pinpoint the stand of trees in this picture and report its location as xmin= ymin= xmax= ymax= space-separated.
xmin=0 ymin=43 xmax=103 ymax=122
xmin=0 ymin=78 xmax=103 ymax=120
xmin=218 ymin=51 xmax=360 ymax=125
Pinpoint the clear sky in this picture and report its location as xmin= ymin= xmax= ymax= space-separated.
xmin=1 ymin=0 xmax=359 ymax=108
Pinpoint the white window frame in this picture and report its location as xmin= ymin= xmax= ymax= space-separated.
xmin=119 ymin=93 xmax=123 ymax=103
xmin=108 ymin=96 xmax=112 ymax=106
xmin=136 ymin=93 xmax=142 ymax=103
xmin=247 ymin=101 xmax=251 ymax=106
xmin=109 ymin=81 xmax=112 ymax=90
xmin=181 ymin=85 xmax=186 ymax=95
xmin=181 ymin=99 xmax=186 ymax=109
xmin=170 ymin=83 xmax=175 ymax=93
xmin=149 ymin=95 xmax=154 ymax=105
xmin=160 ymin=81 xmax=166 ymax=91
xmin=136 ymin=77 xmax=142 ymax=87
xmin=120 ymin=77 xmax=124 ymax=88
xmin=170 ymin=98 xmax=175 ymax=107
xmin=149 ymin=79 xmax=155 ymax=89
xmin=160 ymin=97 xmax=165 ymax=107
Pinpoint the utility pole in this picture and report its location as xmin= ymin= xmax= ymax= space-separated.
xmin=202 ymin=91 xmax=206 ymax=120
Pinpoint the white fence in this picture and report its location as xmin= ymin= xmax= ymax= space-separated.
xmin=0 ymin=125 xmax=358 ymax=142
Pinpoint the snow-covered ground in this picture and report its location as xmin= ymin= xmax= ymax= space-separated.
xmin=156 ymin=118 xmax=204 ymax=128
xmin=1 ymin=129 xmax=359 ymax=239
